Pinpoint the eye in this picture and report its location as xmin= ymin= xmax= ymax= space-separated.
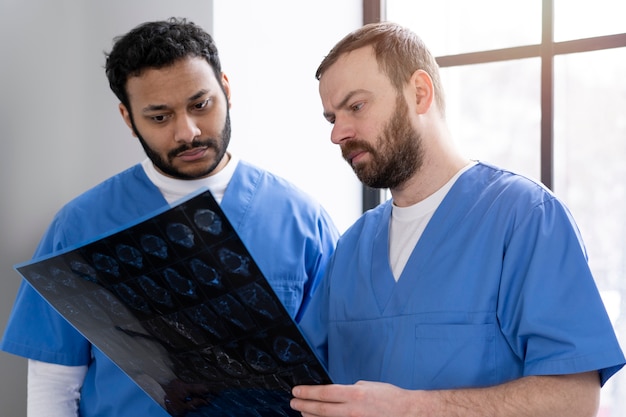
xmin=351 ymin=102 xmax=364 ymax=112
xmin=193 ymin=98 xmax=211 ymax=110
xmin=150 ymin=114 xmax=171 ymax=123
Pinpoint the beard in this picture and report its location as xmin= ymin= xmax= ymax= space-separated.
xmin=342 ymin=95 xmax=423 ymax=189
xmin=132 ymin=110 xmax=231 ymax=180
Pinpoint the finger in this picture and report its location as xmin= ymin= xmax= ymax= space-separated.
xmin=293 ymin=384 xmax=344 ymax=402
xmin=290 ymin=397 xmax=344 ymax=417
xmin=292 ymin=384 xmax=321 ymax=400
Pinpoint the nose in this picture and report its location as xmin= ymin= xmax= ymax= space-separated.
xmin=330 ymin=116 xmax=355 ymax=145
xmin=174 ymin=114 xmax=202 ymax=143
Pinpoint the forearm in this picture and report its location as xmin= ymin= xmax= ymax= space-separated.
xmin=27 ymin=359 xmax=88 ymax=417
xmin=414 ymin=372 xmax=600 ymax=417
xmin=291 ymin=371 xmax=601 ymax=417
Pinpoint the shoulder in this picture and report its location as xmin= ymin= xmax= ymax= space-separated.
xmin=460 ymin=162 xmax=583 ymax=245
xmin=235 ymin=160 xmax=327 ymax=212
xmin=55 ymin=165 xmax=149 ymax=218
xmin=339 ymin=200 xmax=390 ymax=243
xmin=39 ymin=165 xmax=161 ymax=253
xmin=462 ymin=162 xmax=562 ymax=215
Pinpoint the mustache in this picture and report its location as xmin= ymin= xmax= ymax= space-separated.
xmin=341 ymin=140 xmax=375 ymax=161
xmin=168 ymin=138 xmax=218 ymax=159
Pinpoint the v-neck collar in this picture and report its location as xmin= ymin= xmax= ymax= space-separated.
xmin=369 ymin=163 xmax=479 ymax=314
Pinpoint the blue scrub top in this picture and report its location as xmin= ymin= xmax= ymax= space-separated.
xmin=1 ymin=161 xmax=339 ymax=417
xmin=300 ymin=162 xmax=624 ymax=389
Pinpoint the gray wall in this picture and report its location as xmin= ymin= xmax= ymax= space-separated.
xmin=0 ymin=1 xmax=361 ymax=415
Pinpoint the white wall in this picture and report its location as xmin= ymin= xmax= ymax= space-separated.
xmin=0 ymin=1 xmax=362 ymax=415
xmin=213 ymin=2 xmax=362 ymax=231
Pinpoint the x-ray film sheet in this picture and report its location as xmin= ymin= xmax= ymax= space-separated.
xmin=15 ymin=189 xmax=331 ymax=417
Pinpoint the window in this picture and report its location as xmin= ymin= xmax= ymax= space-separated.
xmin=554 ymin=52 xmax=626 ymax=413
xmin=441 ymin=59 xmax=541 ymax=181
xmin=375 ymin=0 xmax=626 ymax=414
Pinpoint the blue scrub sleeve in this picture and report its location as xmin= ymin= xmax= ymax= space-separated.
xmin=498 ymin=196 xmax=624 ymax=385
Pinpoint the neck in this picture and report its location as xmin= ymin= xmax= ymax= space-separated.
xmin=390 ymin=140 xmax=469 ymax=207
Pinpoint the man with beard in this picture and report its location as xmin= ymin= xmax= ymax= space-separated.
xmin=0 ymin=18 xmax=339 ymax=417
xmin=290 ymin=22 xmax=624 ymax=417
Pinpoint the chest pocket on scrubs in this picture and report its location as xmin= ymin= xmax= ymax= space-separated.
xmin=414 ymin=323 xmax=496 ymax=389
xmin=266 ymin=275 xmax=305 ymax=318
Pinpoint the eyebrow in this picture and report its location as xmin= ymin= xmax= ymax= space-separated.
xmin=141 ymin=89 xmax=210 ymax=113
xmin=322 ymin=89 xmax=367 ymax=120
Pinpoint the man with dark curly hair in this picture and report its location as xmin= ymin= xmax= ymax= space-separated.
xmin=1 ymin=17 xmax=339 ymax=417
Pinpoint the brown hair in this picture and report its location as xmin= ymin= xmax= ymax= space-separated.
xmin=315 ymin=21 xmax=446 ymax=115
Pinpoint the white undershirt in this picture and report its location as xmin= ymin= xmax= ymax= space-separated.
xmin=27 ymin=359 xmax=87 ymax=417
xmin=28 ymin=155 xmax=239 ymax=417
xmin=389 ymin=162 xmax=476 ymax=280
xmin=141 ymin=153 xmax=238 ymax=204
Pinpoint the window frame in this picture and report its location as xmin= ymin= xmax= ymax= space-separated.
xmin=361 ymin=0 xmax=626 ymax=210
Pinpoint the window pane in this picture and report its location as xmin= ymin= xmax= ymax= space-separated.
xmin=554 ymin=0 xmax=626 ymax=41
xmin=442 ymin=58 xmax=541 ymax=181
xmin=554 ymin=47 xmax=626 ymax=415
xmin=386 ymin=0 xmax=542 ymax=56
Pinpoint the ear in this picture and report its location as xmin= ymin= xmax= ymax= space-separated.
xmin=410 ymin=69 xmax=434 ymax=114
xmin=119 ymin=103 xmax=137 ymax=138
xmin=221 ymin=72 xmax=232 ymax=108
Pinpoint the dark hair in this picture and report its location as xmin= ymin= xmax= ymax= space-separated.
xmin=105 ymin=17 xmax=221 ymax=108
xmin=315 ymin=21 xmax=446 ymax=115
